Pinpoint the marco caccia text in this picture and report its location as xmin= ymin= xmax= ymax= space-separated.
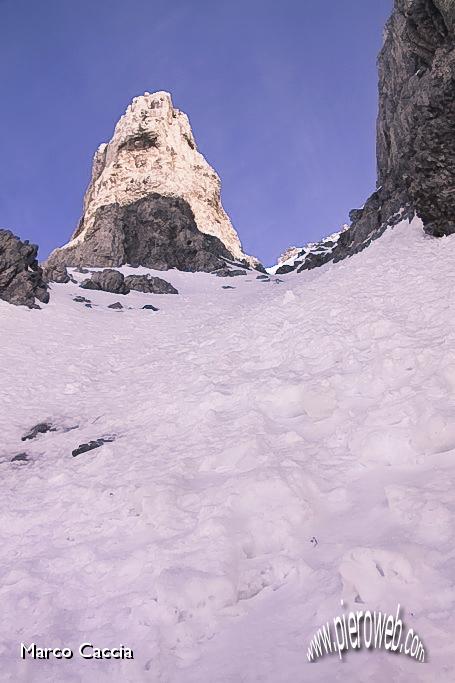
xmin=20 ymin=642 xmax=134 ymax=660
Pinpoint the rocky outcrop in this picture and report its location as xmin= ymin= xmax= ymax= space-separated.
xmin=79 ymin=269 xmax=178 ymax=295
xmin=72 ymin=437 xmax=115 ymax=458
xmin=335 ymin=0 xmax=455 ymax=259
xmin=80 ymin=269 xmax=129 ymax=294
xmin=46 ymin=91 xmax=259 ymax=273
xmin=42 ymin=263 xmax=71 ymax=283
xmin=52 ymin=194 xmax=235 ymax=272
xmin=213 ymin=267 xmax=247 ymax=278
xmin=272 ymin=228 xmax=347 ymax=275
xmin=377 ymin=0 xmax=455 ymax=238
xmin=73 ymin=295 xmax=92 ymax=304
xmin=124 ymin=274 xmax=178 ymax=294
xmin=281 ymin=0 xmax=455 ymax=272
xmin=0 ymin=229 xmax=49 ymax=308
xmin=22 ymin=423 xmax=56 ymax=441
xmin=277 ymin=247 xmax=301 ymax=267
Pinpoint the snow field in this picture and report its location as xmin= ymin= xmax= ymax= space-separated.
xmin=1 ymin=218 xmax=455 ymax=681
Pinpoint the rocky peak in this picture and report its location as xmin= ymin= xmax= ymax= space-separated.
xmin=46 ymin=91 xmax=259 ymax=273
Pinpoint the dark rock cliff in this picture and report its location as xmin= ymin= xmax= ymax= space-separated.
xmin=375 ymin=0 xmax=455 ymax=238
xmin=289 ymin=0 xmax=455 ymax=272
xmin=45 ymin=194 xmax=236 ymax=273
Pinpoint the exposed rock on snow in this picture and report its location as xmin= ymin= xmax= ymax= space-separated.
xmin=80 ymin=269 xmax=129 ymax=295
xmin=45 ymin=91 xmax=259 ymax=272
xmin=10 ymin=453 xmax=30 ymax=463
xmin=214 ymin=268 xmax=247 ymax=278
xmin=108 ymin=301 xmax=123 ymax=309
xmin=277 ymin=246 xmax=301 ymax=266
xmin=0 ymin=229 xmax=49 ymax=308
xmin=72 ymin=437 xmax=115 ymax=458
xmin=142 ymin=304 xmax=159 ymax=311
xmin=124 ymin=273 xmax=178 ymax=294
xmin=42 ymin=263 xmax=71 ymax=284
xmin=79 ymin=268 xmax=178 ymax=296
xmin=22 ymin=423 xmax=57 ymax=441
xmin=272 ymin=228 xmax=347 ymax=274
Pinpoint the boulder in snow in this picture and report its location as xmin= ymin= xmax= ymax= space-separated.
xmin=43 ymin=263 xmax=72 ymax=284
xmin=213 ymin=268 xmax=247 ymax=278
xmin=124 ymin=274 xmax=178 ymax=294
xmin=80 ymin=269 xmax=129 ymax=295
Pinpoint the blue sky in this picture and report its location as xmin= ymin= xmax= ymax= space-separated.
xmin=1 ymin=0 xmax=392 ymax=265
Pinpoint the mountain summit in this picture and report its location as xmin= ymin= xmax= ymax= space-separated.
xmin=46 ymin=91 xmax=258 ymax=273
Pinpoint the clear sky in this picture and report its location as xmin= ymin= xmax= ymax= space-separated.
xmin=1 ymin=0 xmax=392 ymax=266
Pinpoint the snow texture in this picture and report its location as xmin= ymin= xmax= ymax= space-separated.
xmin=1 ymin=218 xmax=455 ymax=681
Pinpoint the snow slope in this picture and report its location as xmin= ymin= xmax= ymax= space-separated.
xmin=1 ymin=218 xmax=455 ymax=681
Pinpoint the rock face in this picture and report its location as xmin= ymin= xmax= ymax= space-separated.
xmin=79 ymin=269 xmax=178 ymax=295
xmin=124 ymin=274 xmax=178 ymax=294
xmin=280 ymin=0 xmax=455 ymax=272
xmin=46 ymin=91 xmax=258 ymax=272
xmin=336 ymin=0 xmax=455 ymax=258
xmin=80 ymin=269 xmax=129 ymax=295
xmin=375 ymin=0 xmax=455 ymax=238
xmin=277 ymin=247 xmax=301 ymax=267
xmin=0 ymin=229 xmax=49 ymax=308
xmin=272 ymin=229 xmax=347 ymax=275
xmin=42 ymin=263 xmax=71 ymax=283
xmin=213 ymin=268 xmax=247 ymax=278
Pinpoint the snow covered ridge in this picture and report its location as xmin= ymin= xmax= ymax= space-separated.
xmin=269 ymin=225 xmax=349 ymax=274
xmin=2 ymin=217 xmax=455 ymax=681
